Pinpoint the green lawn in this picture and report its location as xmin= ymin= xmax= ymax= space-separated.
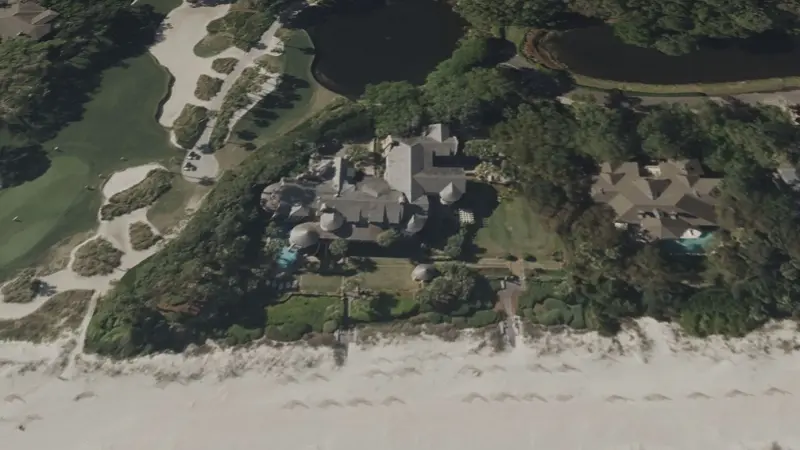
xmin=359 ymin=257 xmax=418 ymax=292
xmin=299 ymin=273 xmax=343 ymax=293
xmin=228 ymin=29 xmax=339 ymax=150
xmin=0 ymin=54 xmax=177 ymax=280
xmin=266 ymin=294 xmax=339 ymax=332
xmin=474 ymin=195 xmax=562 ymax=260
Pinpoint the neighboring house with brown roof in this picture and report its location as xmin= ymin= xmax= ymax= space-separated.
xmin=0 ymin=0 xmax=58 ymax=40
xmin=591 ymin=159 xmax=722 ymax=240
xmin=261 ymin=124 xmax=467 ymax=245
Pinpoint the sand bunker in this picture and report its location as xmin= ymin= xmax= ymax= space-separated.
xmin=0 ymin=164 xmax=168 ymax=320
xmin=149 ymin=2 xmax=232 ymax=127
xmin=1 ymin=319 xmax=799 ymax=449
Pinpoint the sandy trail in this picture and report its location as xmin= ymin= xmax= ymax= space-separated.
xmin=150 ymin=2 xmax=289 ymax=184
xmin=0 ymin=164 xmax=167 ymax=320
xmin=1 ymin=319 xmax=799 ymax=449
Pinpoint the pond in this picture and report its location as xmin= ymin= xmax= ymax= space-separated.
xmin=547 ymin=26 xmax=800 ymax=85
xmin=297 ymin=0 xmax=466 ymax=97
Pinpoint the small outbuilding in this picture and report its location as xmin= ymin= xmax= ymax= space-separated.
xmin=411 ymin=264 xmax=437 ymax=282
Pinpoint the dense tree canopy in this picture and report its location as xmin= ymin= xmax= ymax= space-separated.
xmin=455 ymin=0 xmax=800 ymax=55
xmin=479 ymin=95 xmax=800 ymax=335
xmin=362 ymin=81 xmax=424 ymax=136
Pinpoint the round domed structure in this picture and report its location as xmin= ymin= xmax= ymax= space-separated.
xmin=289 ymin=223 xmax=319 ymax=248
xmin=319 ymin=210 xmax=344 ymax=232
xmin=411 ymin=264 xmax=437 ymax=282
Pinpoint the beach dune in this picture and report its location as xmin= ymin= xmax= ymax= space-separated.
xmin=1 ymin=319 xmax=799 ymax=450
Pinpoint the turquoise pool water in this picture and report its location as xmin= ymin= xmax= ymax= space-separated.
xmin=666 ymin=231 xmax=715 ymax=254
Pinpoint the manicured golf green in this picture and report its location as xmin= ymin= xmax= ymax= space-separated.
xmin=0 ymin=53 xmax=178 ymax=280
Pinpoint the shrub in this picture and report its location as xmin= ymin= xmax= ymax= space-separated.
xmin=72 ymin=238 xmax=123 ymax=277
xmin=211 ymin=57 xmax=238 ymax=74
xmin=280 ymin=322 xmax=311 ymax=341
xmin=322 ymin=319 xmax=339 ymax=334
xmin=129 ymin=222 xmax=162 ymax=251
xmin=532 ymin=298 xmax=569 ymax=326
xmin=194 ymin=75 xmax=224 ymax=101
xmin=376 ymin=229 xmax=401 ymax=247
xmin=1 ymin=269 xmax=42 ymax=304
xmin=466 ymin=309 xmax=499 ymax=328
xmin=450 ymin=316 xmax=467 ymax=328
xmin=502 ymin=253 xmax=517 ymax=261
xmin=225 ymin=324 xmax=263 ymax=346
xmin=173 ymin=104 xmax=210 ymax=149
xmin=101 ymin=170 xmax=173 ymax=220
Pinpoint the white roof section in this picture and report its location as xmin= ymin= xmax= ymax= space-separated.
xmin=319 ymin=211 xmax=344 ymax=232
xmin=411 ymin=264 xmax=437 ymax=281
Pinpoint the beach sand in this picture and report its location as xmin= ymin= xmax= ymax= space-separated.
xmin=1 ymin=319 xmax=799 ymax=450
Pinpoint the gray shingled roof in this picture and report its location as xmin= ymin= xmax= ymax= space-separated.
xmin=384 ymin=141 xmax=467 ymax=202
xmin=0 ymin=1 xmax=58 ymax=40
xmin=592 ymin=159 xmax=721 ymax=240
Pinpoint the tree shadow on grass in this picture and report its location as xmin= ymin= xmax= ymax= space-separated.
xmin=0 ymin=144 xmax=51 ymax=188
xmin=246 ymin=74 xmax=310 ymax=129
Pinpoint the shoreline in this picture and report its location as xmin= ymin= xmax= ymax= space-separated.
xmin=522 ymin=29 xmax=800 ymax=97
xmin=1 ymin=318 xmax=799 ymax=449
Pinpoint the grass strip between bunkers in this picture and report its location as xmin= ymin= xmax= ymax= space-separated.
xmin=101 ymin=170 xmax=173 ymax=220
xmin=173 ymin=104 xmax=210 ymax=149
xmin=72 ymin=238 xmax=123 ymax=277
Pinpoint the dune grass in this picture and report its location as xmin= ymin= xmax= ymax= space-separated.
xmin=0 ymin=290 xmax=94 ymax=342
xmin=193 ymin=34 xmax=233 ymax=58
xmin=129 ymin=222 xmax=162 ymax=251
xmin=72 ymin=238 xmax=123 ymax=277
xmin=100 ymin=169 xmax=173 ymax=220
xmin=212 ymin=57 xmax=238 ymax=74
xmin=1 ymin=268 xmax=42 ymax=304
xmin=173 ymin=104 xmax=210 ymax=149
xmin=194 ymin=75 xmax=224 ymax=101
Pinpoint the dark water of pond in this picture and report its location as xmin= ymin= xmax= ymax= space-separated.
xmin=298 ymin=0 xmax=466 ymax=97
xmin=548 ymin=26 xmax=800 ymax=84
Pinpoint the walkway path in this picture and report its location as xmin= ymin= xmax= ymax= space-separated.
xmin=501 ymin=53 xmax=800 ymax=108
